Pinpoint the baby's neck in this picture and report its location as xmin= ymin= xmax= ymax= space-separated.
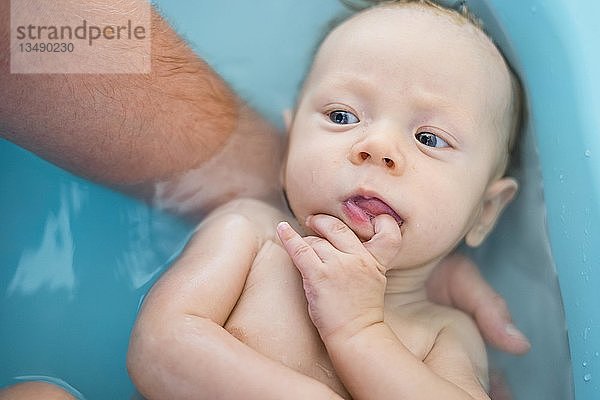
xmin=384 ymin=264 xmax=438 ymax=307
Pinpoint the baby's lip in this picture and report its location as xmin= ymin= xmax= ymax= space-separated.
xmin=345 ymin=194 xmax=404 ymax=226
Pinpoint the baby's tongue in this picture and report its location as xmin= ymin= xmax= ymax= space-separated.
xmin=354 ymin=197 xmax=397 ymax=220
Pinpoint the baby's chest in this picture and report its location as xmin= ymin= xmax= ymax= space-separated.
xmin=225 ymin=242 xmax=314 ymax=346
xmin=223 ymin=241 xmax=345 ymax=390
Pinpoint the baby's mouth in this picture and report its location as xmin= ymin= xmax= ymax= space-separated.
xmin=343 ymin=195 xmax=404 ymax=226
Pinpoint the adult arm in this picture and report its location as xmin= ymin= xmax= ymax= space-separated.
xmin=0 ymin=0 xmax=283 ymax=219
xmin=127 ymin=210 xmax=341 ymax=400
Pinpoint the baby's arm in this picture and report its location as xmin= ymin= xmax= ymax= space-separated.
xmin=422 ymin=311 xmax=490 ymax=397
xmin=323 ymin=314 xmax=490 ymax=400
xmin=278 ymin=214 xmax=489 ymax=400
xmin=127 ymin=211 xmax=342 ymax=400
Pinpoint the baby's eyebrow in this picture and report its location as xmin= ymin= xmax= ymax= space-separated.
xmin=405 ymin=87 xmax=454 ymax=109
xmin=410 ymin=88 xmax=479 ymax=120
xmin=313 ymin=72 xmax=376 ymax=95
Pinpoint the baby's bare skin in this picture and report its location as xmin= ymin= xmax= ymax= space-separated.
xmin=130 ymin=198 xmax=486 ymax=399
xmin=0 ymin=382 xmax=75 ymax=400
xmin=221 ymin=201 xmax=347 ymax=395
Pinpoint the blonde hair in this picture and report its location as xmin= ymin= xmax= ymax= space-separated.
xmin=341 ymin=0 xmax=481 ymax=27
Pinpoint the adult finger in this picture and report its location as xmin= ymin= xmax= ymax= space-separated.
xmin=362 ymin=214 xmax=402 ymax=268
xmin=471 ymin=293 xmax=531 ymax=355
xmin=277 ymin=222 xmax=323 ymax=281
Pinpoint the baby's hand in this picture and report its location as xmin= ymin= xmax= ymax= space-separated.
xmin=276 ymin=214 xmax=402 ymax=343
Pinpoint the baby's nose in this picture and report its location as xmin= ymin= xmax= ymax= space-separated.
xmin=350 ymin=136 xmax=405 ymax=175
xmin=357 ymin=151 xmax=396 ymax=169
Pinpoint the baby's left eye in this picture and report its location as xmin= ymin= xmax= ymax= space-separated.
xmin=415 ymin=132 xmax=449 ymax=148
xmin=328 ymin=110 xmax=359 ymax=125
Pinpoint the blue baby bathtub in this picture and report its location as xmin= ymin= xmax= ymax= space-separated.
xmin=1 ymin=1 xmax=598 ymax=398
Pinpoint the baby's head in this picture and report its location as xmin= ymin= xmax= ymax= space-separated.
xmin=282 ymin=0 xmax=521 ymax=269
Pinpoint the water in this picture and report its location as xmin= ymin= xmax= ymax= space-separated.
xmin=0 ymin=141 xmax=193 ymax=398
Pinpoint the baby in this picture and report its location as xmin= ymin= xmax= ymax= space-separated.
xmin=128 ymin=1 xmax=521 ymax=399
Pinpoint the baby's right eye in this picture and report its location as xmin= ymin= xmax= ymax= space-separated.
xmin=328 ymin=110 xmax=359 ymax=125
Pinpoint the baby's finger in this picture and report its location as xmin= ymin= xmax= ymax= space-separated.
xmin=363 ymin=214 xmax=402 ymax=268
xmin=304 ymin=236 xmax=338 ymax=263
xmin=277 ymin=222 xmax=323 ymax=280
xmin=306 ymin=214 xmax=365 ymax=255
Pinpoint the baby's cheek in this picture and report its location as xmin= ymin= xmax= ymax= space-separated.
xmin=424 ymin=199 xmax=472 ymax=245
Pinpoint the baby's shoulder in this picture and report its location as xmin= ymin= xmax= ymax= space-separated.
xmin=202 ymin=197 xmax=290 ymax=241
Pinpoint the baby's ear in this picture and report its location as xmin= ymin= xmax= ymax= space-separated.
xmin=465 ymin=177 xmax=518 ymax=247
xmin=282 ymin=108 xmax=293 ymax=132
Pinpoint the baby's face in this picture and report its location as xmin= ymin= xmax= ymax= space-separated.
xmin=284 ymin=5 xmax=515 ymax=269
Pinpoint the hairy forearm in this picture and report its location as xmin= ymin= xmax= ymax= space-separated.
xmin=128 ymin=313 xmax=341 ymax=400
xmin=324 ymin=323 xmax=481 ymax=400
xmin=147 ymin=103 xmax=284 ymax=220
xmin=1 ymin=0 xmax=232 ymax=183
xmin=0 ymin=0 xmax=283 ymax=218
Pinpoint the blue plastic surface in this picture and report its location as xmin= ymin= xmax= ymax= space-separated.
xmin=1 ymin=0 xmax=598 ymax=398
xmin=475 ymin=2 xmax=600 ymax=398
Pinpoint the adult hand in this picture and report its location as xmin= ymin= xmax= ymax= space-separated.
xmin=276 ymin=213 xmax=401 ymax=342
xmin=426 ymin=253 xmax=530 ymax=355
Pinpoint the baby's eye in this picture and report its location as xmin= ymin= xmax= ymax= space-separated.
xmin=415 ymin=132 xmax=449 ymax=148
xmin=328 ymin=110 xmax=359 ymax=125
